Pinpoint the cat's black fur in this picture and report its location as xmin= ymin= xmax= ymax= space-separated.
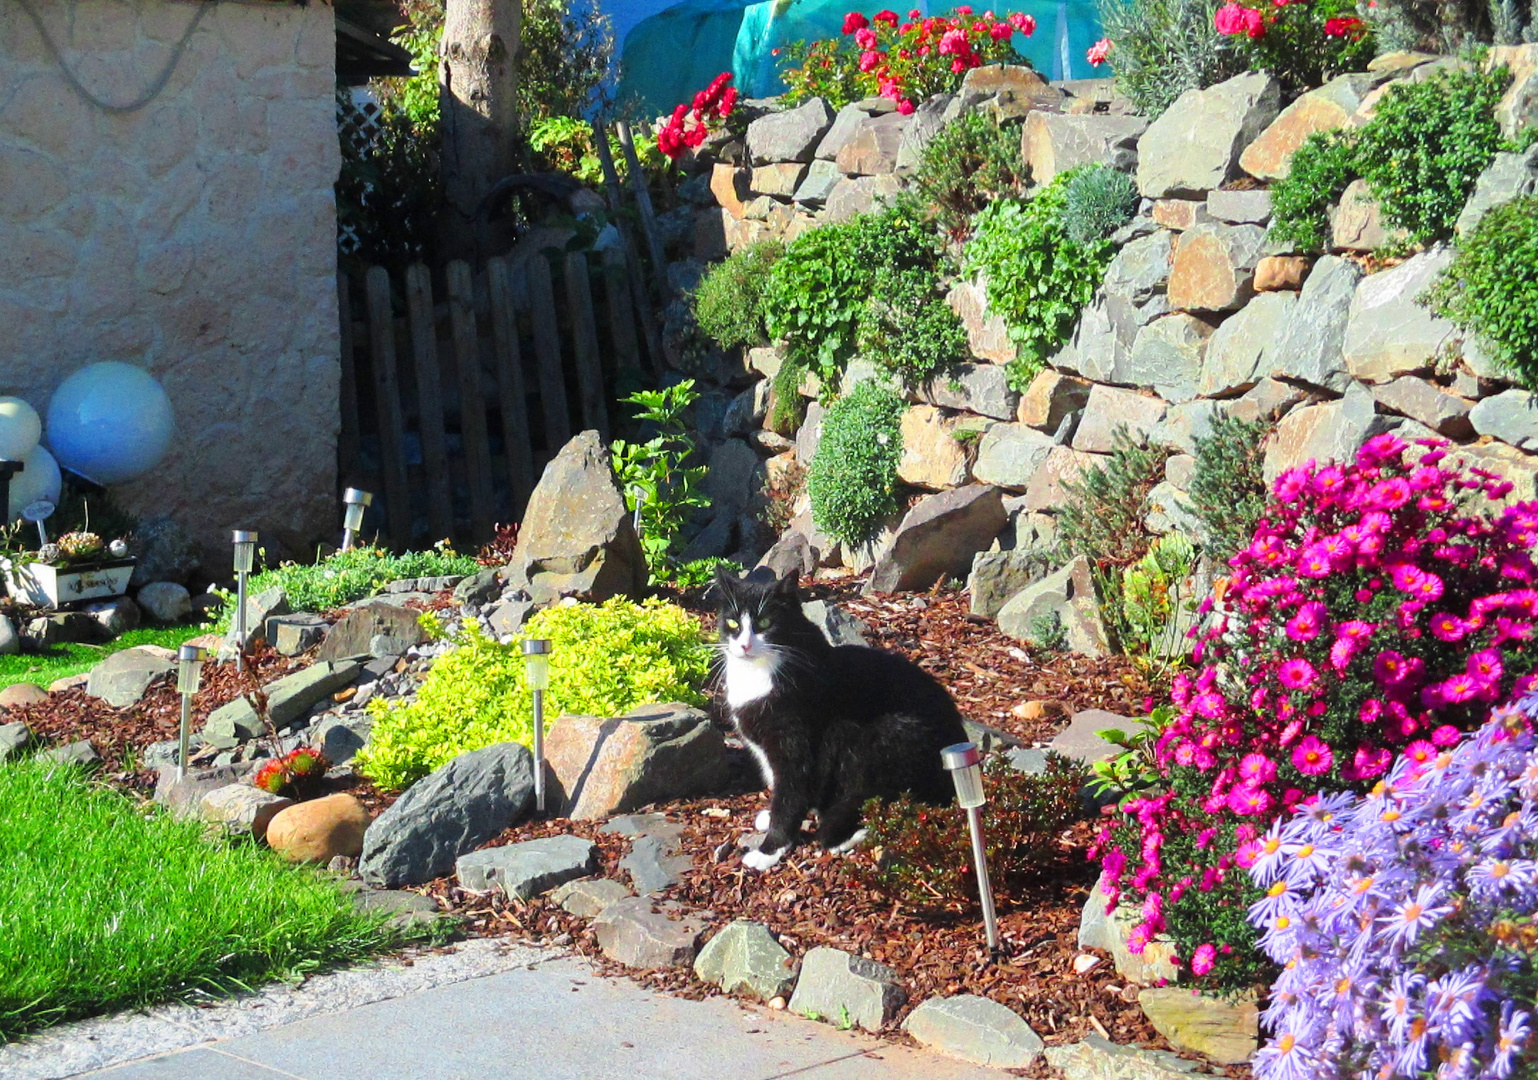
xmin=714 ymin=566 xmax=968 ymax=863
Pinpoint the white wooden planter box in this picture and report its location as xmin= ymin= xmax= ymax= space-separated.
xmin=2 ymin=558 xmax=135 ymax=608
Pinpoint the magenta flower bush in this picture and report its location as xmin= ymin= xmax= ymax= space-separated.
xmin=1092 ymin=434 xmax=1538 ymax=988
xmin=1248 ymin=700 xmax=1538 ymax=1080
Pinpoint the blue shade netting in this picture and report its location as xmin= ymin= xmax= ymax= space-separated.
xmin=616 ymin=0 xmax=1104 ymax=118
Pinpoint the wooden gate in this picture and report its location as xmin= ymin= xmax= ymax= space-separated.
xmin=337 ymin=245 xmax=654 ymax=550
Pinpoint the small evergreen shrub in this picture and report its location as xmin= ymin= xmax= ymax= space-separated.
xmin=769 ymin=357 xmax=808 ymax=433
xmin=908 ymin=111 xmax=1030 ymax=243
xmin=965 ymin=169 xmax=1119 ymax=390
xmin=1189 ymin=412 xmax=1272 ymax=564
xmin=1267 ymin=130 xmax=1361 ymax=254
xmin=1427 ymin=194 xmax=1538 ymax=390
xmin=357 ymin=598 xmax=709 ymax=790
xmin=1096 ymin=0 xmax=1244 ymax=118
xmin=691 ymin=240 xmax=784 ymax=351
xmin=1355 ymin=66 xmax=1512 ymax=246
xmin=858 ymin=265 xmax=969 ymax=386
xmin=807 ymin=381 xmax=906 ymax=548
xmin=851 ymin=753 xmax=1087 ymax=911
xmin=1061 ymin=165 xmax=1139 ymax=245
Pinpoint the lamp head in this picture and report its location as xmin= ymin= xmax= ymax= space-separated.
xmin=523 ymin=638 xmax=552 ymax=690
xmin=941 ymin=741 xmax=986 ymax=809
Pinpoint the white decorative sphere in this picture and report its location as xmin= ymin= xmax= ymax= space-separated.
xmin=46 ymin=362 xmax=175 ymax=485
xmin=8 ymin=444 xmax=62 ymax=522
xmin=0 ymin=397 xmax=42 ymax=461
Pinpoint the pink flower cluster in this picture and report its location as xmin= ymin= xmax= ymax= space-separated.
xmin=836 ymin=6 xmax=1035 ymax=111
xmin=657 ymin=72 xmax=737 ymax=161
xmin=1096 ymin=434 xmax=1538 ymax=983
xmin=1214 ymin=1 xmax=1266 ymax=37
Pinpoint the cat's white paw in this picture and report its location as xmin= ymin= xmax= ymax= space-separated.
xmin=754 ymin=809 xmax=771 ymax=831
xmin=743 ymin=845 xmax=787 ymax=871
xmin=828 ymin=827 xmax=869 ymax=855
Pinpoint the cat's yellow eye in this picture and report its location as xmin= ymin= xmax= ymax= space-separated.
xmin=725 ymin=619 xmax=739 ymax=631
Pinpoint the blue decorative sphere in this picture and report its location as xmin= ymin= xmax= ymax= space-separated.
xmin=47 ymin=363 xmax=175 ymax=486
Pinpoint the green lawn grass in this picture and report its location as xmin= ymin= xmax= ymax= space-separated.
xmin=0 ymin=624 xmax=205 ymax=690
xmin=0 ymin=759 xmax=404 ymax=1041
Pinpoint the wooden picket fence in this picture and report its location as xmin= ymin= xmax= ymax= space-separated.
xmin=336 ymin=245 xmax=655 ymax=550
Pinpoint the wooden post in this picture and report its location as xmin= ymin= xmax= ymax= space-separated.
xmin=404 ymin=264 xmax=455 ymax=542
xmin=616 ymin=121 xmax=671 ymax=304
xmin=525 ymin=255 xmax=571 ymax=449
xmin=336 ymin=273 xmax=360 ymax=481
xmin=593 ymin=123 xmax=664 ymax=374
xmin=446 ymin=260 xmax=495 ymax=541
xmin=487 ymin=256 xmax=535 ymax=511
xmin=363 ymin=266 xmax=410 ymax=548
xmin=562 ymin=251 xmax=608 ymax=438
xmin=602 ymin=246 xmax=642 ymax=383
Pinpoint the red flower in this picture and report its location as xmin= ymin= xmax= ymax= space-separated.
xmin=1323 ymin=15 xmax=1366 ymax=35
xmin=842 ymin=10 xmax=870 ymax=33
xmin=897 ymin=97 xmax=915 ymax=114
xmin=1086 ymin=36 xmax=1111 ymax=65
xmin=874 ymin=8 xmax=900 ymax=24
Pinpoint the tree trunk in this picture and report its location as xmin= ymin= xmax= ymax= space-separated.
xmin=438 ymin=0 xmax=521 ymax=262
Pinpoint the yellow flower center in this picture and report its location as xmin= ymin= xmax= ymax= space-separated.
xmin=1268 ymin=881 xmax=1288 ymax=898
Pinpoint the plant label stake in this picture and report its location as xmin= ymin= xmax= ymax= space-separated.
xmin=22 ymin=499 xmax=53 ymax=548
xmin=523 ymin=638 xmax=553 ymax=813
xmin=176 ymin=644 xmax=208 ymax=779
xmin=232 ymin=530 xmax=257 ymax=673
xmin=942 ymin=741 xmax=1000 ymax=958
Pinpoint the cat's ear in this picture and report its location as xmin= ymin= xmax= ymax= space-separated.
xmin=710 ymin=563 xmax=738 ymax=601
xmin=774 ymin=569 xmax=800 ymax=600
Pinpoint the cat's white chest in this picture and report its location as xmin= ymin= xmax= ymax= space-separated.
xmin=724 ymin=651 xmax=778 ymax=709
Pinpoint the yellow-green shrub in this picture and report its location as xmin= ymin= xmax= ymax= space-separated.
xmin=356 ymin=598 xmax=710 ymax=791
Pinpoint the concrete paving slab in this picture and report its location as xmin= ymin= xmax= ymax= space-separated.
xmin=82 ymin=1048 xmax=299 ymax=1079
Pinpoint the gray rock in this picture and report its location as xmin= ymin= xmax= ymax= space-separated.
xmin=1262 ymin=383 xmax=1382 ymax=482
xmin=1022 ymin=111 xmax=1147 ymax=185
xmin=1006 ymin=746 xmax=1050 ymax=774
xmin=757 ymin=532 xmax=816 ymax=581
xmin=84 ymin=597 xmax=140 ymax=637
xmin=1119 ymin=314 xmax=1213 ymax=404
xmin=38 ymin=740 xmax=101 ymax=770
xmin=996 ymin=556 xmax=1108 ymax=656
xmin=1049 ymin=709 xmax=1137 ymax=765
xmin=788 ymin=947 xmax=906 ymax=1032
xmin=453 ymin=568 xmax=502 ymax=606
xmin=487 ymin=597 xmax=535 ymax=637
xmin=1044 ymin=1036 xmax=1205 ymax=1080
xmin=619 ymin=833 xmax=692 ymax=895
xmin=153 ymin=762 xmax=256 ymax=816
xmin=268 ymin=613 xmax=328 ymax=656
xmin=360 ymin=742 xmax=535 ymax=888
xmin=1342 ymin=247 xmax=1456 ymax=383
xmin=723 ymin=382 xmax=770 ymax=437
xmin=1137 ymin=987 xmax=1259 ymax=1065
xmin=1136 ymin=72 xmax=1282 ymax=198
xmin=551 ymin=876 xmax=631 ymax=918
xmin=0 ymin=720 xmax=32 ymax=762
xmin=1199 ymin=291 xmax=1296 ymax=397
xmin=814 ymin=101 xmax=868 ymax=161
xmin=969 ymin=550 xmax=1049 ymax=619
xmin=134 ymin=581 xmax=191 ymax=623
xmin=801 ymin=600 xmax=869 ymax=646
xmin=1229 ymin=377 xmax=1308 ymax=424
xmin=236 ymin=586 xmax=291 ymax=647
xmin=593 ymin=896 xmax=705 ymax=968
xmin=792 ymin=158 xmax=843 ymax=208
xmin=1149 ymin=399 xmax=1223 ymax=456
xmin=972 ymin=423 xmax=1056 ymax=492
xmin=916 ymin=362 xmax=1019 ymax=421
xmin=795 ymin=401 xmax=826 ymax=469
xmin=351 ymin=887 xmax=444 ymax=931
xmin=1330 ymin=179 xmax=1407 ymax=252
xmin=1103 ymin=232 xmax=1174 ymax=341
xmin=902 ymin=995 xmax=1044 ymax=1069
xmin=747 ymin=97 xmax=835 ymax=164
xmin=312 ymin=714 xmax=371 ymax=765
xmin=201 ymin=660 xmax=362 ymax=748
xmin=198 ymin=784 xmax=293 ymax=841
xmin=318 ymin=601 xmax=426 ymax=663
xmin=895 ymin=93 xmax=953 ymax=172
xmin=693 ymin=920 xmax=798 ymax=1001
xmin=455 ymin=834 xmax=599 ymax=899
xmin=835 ymin=111 xmax=912 ymax=175
xmin=865 ymin=485 xmax=1007 ymax=595
xmin=0 ymin=614 xmax=16 ymax=656
xmin=1271 ymin=254 xmax=1361 ymax=392
xmin=506 ymin=430 xmax=648 ymax=605
xmin=84 ymin=646 xmax=176 ymax=709
xmin=128 ymin=516 xmax=201 ymax=587
xmin=24 ymin=612 xmax=105 ymax=648
xmin=1071 ymin=385 xmax=1167 ymax=454
xmin=822 ymin=174 xmax=903 ymax=222
xmin=1471 ymin=389 xmax=1538 ymax=449
xmin=1206 ymin=188 xmax=1273 ymax=224
xmin=702 ymin=439 xmax=761 ymax=514
xmin=1371 ymin=378 xmax=1475 ymax=439
xmin=1457 ymin=145 xmax=1538 ymax=236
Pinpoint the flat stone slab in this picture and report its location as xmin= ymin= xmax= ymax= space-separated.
xmin=1049 ymin=710 xmax=1138 ymax=765
xmin=593 ymin=896 xmax=705 ymax=969
xmin=619 ymin=833 xmax=693 ymax=896
xmin=551 ymin=876 xmax=632 ymax=918
xmin=1045 ymin=1035 xmax=1208 ymax=1079
xmin=85 ymin=647 xmax=175 ymax=709
xmin=693 ymin=919 xmax=798 ymax=1002
xmin=455 ymin=835 xmax=599 ymax=899
xmin=1137 ymin=987 xmax=1258 ymax=1064
xmin=318 ymin=601 xmax=427 ymax=662
xmin=788 ymin=947 xmax=906 ymax=1032
xmin=201 ymin=660 xmax=362 ymax=748
xmin=903 ymin=995 xmax=1045 ymax=1069
xmin=37 ymin=740 xmax=101 ymax=770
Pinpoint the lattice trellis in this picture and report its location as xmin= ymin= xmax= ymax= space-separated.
xmin=336 ymin=88 xmax=385 ymax=256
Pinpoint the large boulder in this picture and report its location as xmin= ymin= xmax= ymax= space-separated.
xmin=958 ymin=63 xmax=1063 ymax=116
xmin=1199 ymin=291 xmax=1297 ymax=397
xmin=136 ymin=582 xmax=191 ymax=623
xmin=506 ymin=430 xmax=647 ymax=605
xmin=0 ymin=720 xmax=33 ymax=762
xmin=1239 ymin=72 xmax=1379 ymax=180
xmin=265 ymin=793 xmax=371 ymax=863
xmin=835 ymin=111 xmax=911 ymax=175
xmin=545 ymin=703 xmax=732 ymax=820
xmin=1045 ymin=1037 xmax=1203 ymax=1080
xmin=128 ymin=516 xmax=201 ymax=587
xmin=996 ymin=556 xmax=1108 ymax=655
xmin=1137 ymin=988 xmax=1259 ymax=1065
xmin=1488 ymin=43 xmax=1538 ymax=141
xmin=1271 ymin=254 xmax=1361 ymax=392
xmin=822 ymin=175 xmax=902 ymax=222
xmin=1078 ymin=873 xmax=1179 ymax=985
xmin=915 ymin=361 xmax=1018 ymax=421
xmin=898 ymin=405 xmax=978 ymax=490
xmin=1342 ymin=248 xmax=1457 ymax=383
xmin=85 ymin=646 xmax=175 ymax=709
xmin=864 ymin=485 xmax=1007 ymax=594
xmin=317 ymin=601 xmax=427 ymax=662
xmin=1072 ymin=385 xmax=1167 ymax=454
xmin=594 ymin=897 xmax=706 ymax=968
xmin=1020 ymin=446 xmax=1099 ymax=514
xmin=1022 ymin=111 xmax=1147 ymax=184
xmin=895 ymin=93 xmax=953 ymax=171
xmin=359 ymin=742 xmax=535 ymax=887
xmin=1371 ymin=378 xmax=1475 ymax=439
xmin=1330 ymin=178 xmax=1408 ymax=251
xmin=746 ymin=97 xmax=835 ymax=164
xmin=788 ymin=947 xmax=906 ymax=1031
xmin=198 ymin=784 xmax=293 ymax=842
xmin=1136 ymin=72 xmax=1282 ymax=198
xmin=969 ymin=550 xmax=1047 ymax=619
xmin=1102 ymin=231 xmax=1174 ymax=344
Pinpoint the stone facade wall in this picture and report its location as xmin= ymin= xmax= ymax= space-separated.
xmin=0 ymin=0 xmax=341 ymax=564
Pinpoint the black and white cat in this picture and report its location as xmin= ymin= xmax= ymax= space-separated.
xmin=714 ymin=566 xmax=968 ymax=871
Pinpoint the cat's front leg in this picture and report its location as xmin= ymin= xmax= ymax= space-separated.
xmin=744 ymin=784 xmax=809 ymax=871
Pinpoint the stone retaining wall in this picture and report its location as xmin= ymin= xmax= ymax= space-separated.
xmin=0 ymin=0 xmax=341 ymax=563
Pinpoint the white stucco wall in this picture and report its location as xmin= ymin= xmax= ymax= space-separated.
xmin=0 ymin=0 xmax=341 ymax=565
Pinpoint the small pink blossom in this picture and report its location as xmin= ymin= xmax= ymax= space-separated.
xmin=1292 ymin=735 xmax=1333 ymax=776
xmin=1277 ymin=658 xmax=1317 ymax=690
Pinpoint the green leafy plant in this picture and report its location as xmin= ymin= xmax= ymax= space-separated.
xmin=1265 ymin=129 xmax=1360 ymax=254
xmin=807 ymin=381 xmax=907 ymax=549
xmin=691 ymin=240 xmax=784 ymax=351
xmin=764 ymin=218 xmax=874 ymax=384
xmin=1096 ymin=0 xmax=1244 ymax=118
xmin=669 ymin=557 xmax=744 ymax=590
xmin=965 ymin=170 xmax=1119 ymax=390
xmin=908 ymin=111 xmax=1030 ymax=243
xmin=769 ymin=357 xmax=808 ymax=434
xmin=1354 ymin=65 xmax=1512 ymax=246
xmin=858 ymin=264 xmax=969 ymax=386
xmin=851 ymin=753 xmax=1087 ymax=911
xmin=612 ymin=381 xmax=712 ymax=583
xmin=1119 ymin=532 xmax=1197 ymax=661
xmin=1028 ymin=611 xmax=1070 ymax=652
xmin=357 ymin=598 xmax=709 ymax=790
xmin=1189 ymin=412 xmax=1272 ymax=564
xmin=1060 ymin=164 xmax=1140 ymax=246
xmin=1089 ymin=704 xmax=1177 ymax=804
xmin=1427 ymin=193 xmax=1538 ymax=389
xmin=518 ymin=0 xmax=616 ymax=122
